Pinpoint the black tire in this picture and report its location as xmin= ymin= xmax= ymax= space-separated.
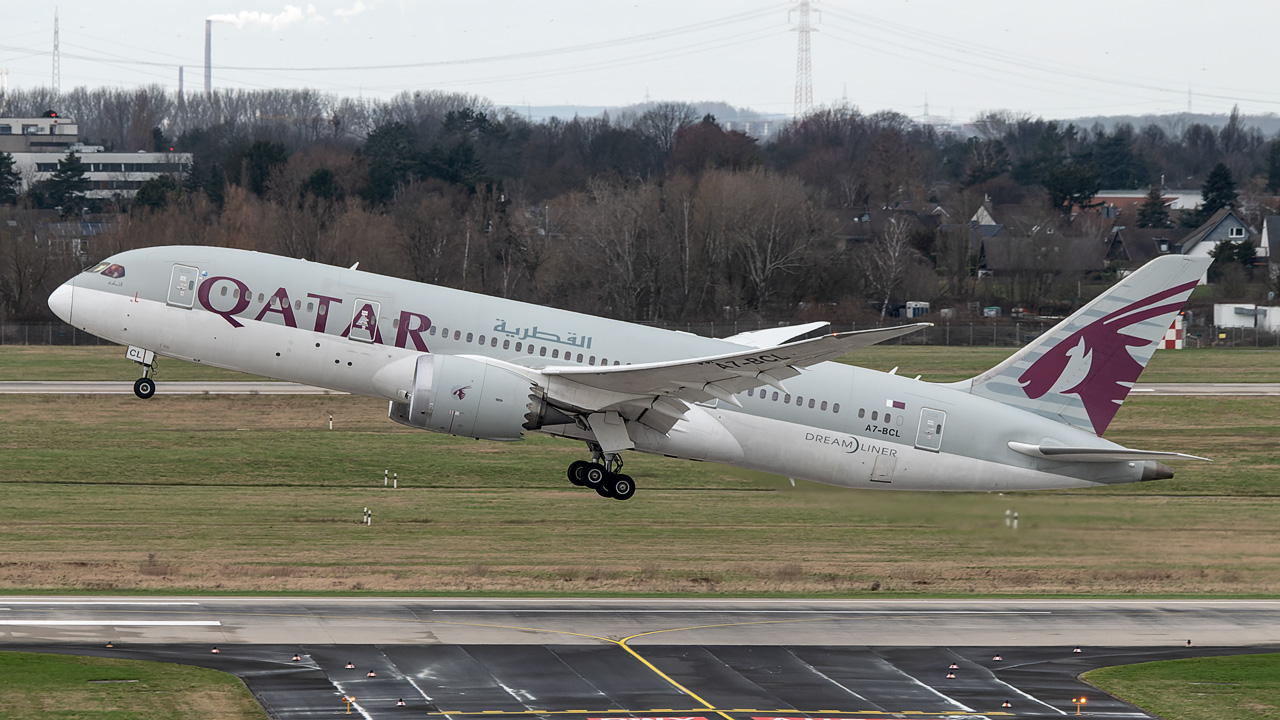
xmin=567 ymin=460 xmax=591 ymax=486
xmin=134 ymin=377 xmax=156 ymax=399
xmin=594 ymin=482 xmax=612 ymax=498
xmin=583 ymin=464 xmax=607 ymax=487
xmin=611 ymin=474 xmax=636 ymax=501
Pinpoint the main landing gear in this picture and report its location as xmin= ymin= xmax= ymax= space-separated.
xmin=567 ymin=450 xmax=636 ymax=501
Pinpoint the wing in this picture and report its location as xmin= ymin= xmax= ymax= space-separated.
xmin=541 ymin=324 xmax=929 ymax=426
xmin=721 ymin=321 xmax=830 ymax=348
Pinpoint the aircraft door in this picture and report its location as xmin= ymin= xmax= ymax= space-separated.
xmin=167 ymin=264 xmax=199 ymax=308
xmin=915 ymin=408 xmax=946 ymax=452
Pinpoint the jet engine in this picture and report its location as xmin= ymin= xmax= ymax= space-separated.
xmin=388 ymin=354 xmax=572 ymax=441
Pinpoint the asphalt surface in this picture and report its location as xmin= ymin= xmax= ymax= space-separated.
xmin=3 ymin=598 xmax=1279 ymax=719
xmin=2 ymin=381 xmax=1279 ymax=396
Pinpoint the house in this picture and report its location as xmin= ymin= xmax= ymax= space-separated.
xmin=1176 ymin=207 xmax=1255 ymax=258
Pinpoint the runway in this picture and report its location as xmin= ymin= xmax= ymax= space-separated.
xmin=3 ymin=598 xmax=1278 ymax=719
xmin=1 ymin=381 xmax=1278 ymax=396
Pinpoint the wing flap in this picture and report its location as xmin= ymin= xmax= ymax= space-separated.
xmin=1008 ymin=441 xmax=1210 ymax=463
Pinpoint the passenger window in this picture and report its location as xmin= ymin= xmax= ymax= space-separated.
xmin=552 ymin=349 xmax=560 ymax=359
xmin=859 ymin=408 xmax=865 ymax=418
xmin=478 ymin=334 xmax=485 ymax=344
xmin=600 ymin=358 xmax=607 ymax=365
xmin=429 ymin=326 xmax=436 ymax=335
xmin=454 ymin=331 xmax=460 ymax=340
xmin=576 ymin=353 xmax=583 ymax=362
xmin=441 ymin=328 xmax=448 ymax=337
xmin=833 ymin=403 xmax=840 ymax=413
xmin=772 ymin=391 xmax=778 ymax=401
xmin=783 ymin=394 xmax=791 ymax=404
xmin=306 ymin=302 xmax=314 ymax=312
xmin=492 ymin=338 xmax=498 ymax=347
xmin=808 ymin=399 xmax=815 ymax=409
xmin=220 ymin=286 xmax=228 ymax=296
xmin=294 ymin=300 xmax=301 ymax=310
xmin=392 ymin=318 xmax=399 ymax=329
xmin=257 ymin=293 xmax=264 ymax=303
xmin=502 ymin=339 xmax=510 ymax=349
xmin=614 ymin=361 xmax=620 ymax=365
xmin=884 ymin=413 xmax=891 ymax=423
xmin=872 ymin=411 xmax=878 ymax=421
xmin=232 ymin=288 xmax=240 ymax=298
xmin=747 ymin=388 xmax=754 ymax=397
xmin=516 ymin=342 xmax=523 ymax=352
xmin=821 ymin=401 xmax=828 ymax=411
xmin=318 ymin=302 xmax=325 ymax=315
xmin=796 ymin=396 xmax=803 ymax=406
xmin=466 ymin=333 xmax=473 ymax=343
xmin=589 ymin=356 xmax=596 ymax=365
xmin=540 ymin=347 xmax=547 ymax=357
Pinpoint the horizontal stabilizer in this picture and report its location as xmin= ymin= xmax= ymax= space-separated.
xmin=723 ymin=321 xmax=830 ymax=348
xmin=1008 ymin=441 xmax=1209 ymax=463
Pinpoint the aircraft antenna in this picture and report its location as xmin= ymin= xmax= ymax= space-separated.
xmin=52 ymin=7 xmax=60 ymax=96
xmin=791 ymin=0 xmax=817 ymax=118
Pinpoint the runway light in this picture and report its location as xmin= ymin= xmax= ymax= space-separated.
xmin=1074 ymin=646 xmax=1082 ymax=653
xmin=367 ymin=670 xmax=377 ymax=677
xmin=397 ymin=698 xmax=406 ymax=707
xmin=210 ymin=646 xmax=219 ymax=654
xmin=1002 ymin=700 xmax=1012 ymax=708
xmin=345 ymin=662 xmax=355 ymax=669
xmin=949 ymin=663 xmax=959 ymax=669
xmin=1186 ymin=639 xmax=1193 ymax=647
xmin=993 ymin=654 xmax=1003 ymax=661
xmin=105 ymin=641 xmax=114 ymax=648
xmin=292 ymin=654 xmax=301 ymax=662
xmin=946 ymin=672 xmax=955 ymax=679
xmin=1072 ymin=696 xmax=1087 ymax=714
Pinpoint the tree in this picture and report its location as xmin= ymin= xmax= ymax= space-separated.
xmin=1267 ymin=141 xmax=1280 ymax=193
xmin=30 ymin=151 xmax=90 ymax=212
xmin=1043 ymin=162 xmax=1100 ymax=216
xmin=240 ymin=140 xmax=290 ymax=197
xmin=0 ymin=152 xmax=20 ymax=205
xmin=132 ymin=174 xmax=180 ymax=210
xmin=1135 ymin=185 xmax=1171 ymax=228
xmin=1208 ymin=238 xmax=1256 ymax=283
xmin=1200 ymin=162 xmax=1238 ymax=214
xmin=860 ymin=217 xmax=918 ymax=319
xmin=635 ymin=102 xmax=697 ymax=157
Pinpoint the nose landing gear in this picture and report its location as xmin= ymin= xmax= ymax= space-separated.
xmin=126 ymin=345 xmax=157 ymax=399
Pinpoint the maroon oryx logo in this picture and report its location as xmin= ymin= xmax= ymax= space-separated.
xmin=451 ymin=385 xmax=472 ymax=401
xmin=1018 ymin=280 xmax=1196 ymax=435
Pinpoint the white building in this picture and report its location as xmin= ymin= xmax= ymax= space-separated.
xmin=2 ymin=113 xmax=191 ymax=200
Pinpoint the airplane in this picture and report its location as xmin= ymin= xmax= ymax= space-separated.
xmin=47 ymin=247 xmax=1210 ymax=500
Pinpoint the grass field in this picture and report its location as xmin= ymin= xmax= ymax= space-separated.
xmin=1 ymin=386 xmax=1278 ymax=596
xmin=1085 ymin=653 xmax=1280 ymax=720
xmin=0 ymin=651 xmax=267 ymax=720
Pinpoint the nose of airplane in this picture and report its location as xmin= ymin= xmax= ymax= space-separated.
xmin=48 ymin=281 xmax=74 ymax=325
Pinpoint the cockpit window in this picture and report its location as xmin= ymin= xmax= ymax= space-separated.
xmin=83 ymin=261 xmax=110 ymax=274
xmin=100 ymin=264 xmax=126 ymax=279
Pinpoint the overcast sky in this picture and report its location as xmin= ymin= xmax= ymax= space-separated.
xmin=2 ymin=0 xmax=1278 ymax=122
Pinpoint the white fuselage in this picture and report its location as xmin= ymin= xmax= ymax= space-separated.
xmin=53 ymin=246 xmax=1146 ymax=491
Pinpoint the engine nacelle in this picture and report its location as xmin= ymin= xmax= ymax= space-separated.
xmin=389 ymin=354 xmax=564 ymax=441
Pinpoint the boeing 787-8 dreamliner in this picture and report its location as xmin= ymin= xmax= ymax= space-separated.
xmin=48 ymin=248 xmax=1209 ymax=500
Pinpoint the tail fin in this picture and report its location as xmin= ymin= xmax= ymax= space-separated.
xmin=958 ymin=255 xmax=1210 ymax=436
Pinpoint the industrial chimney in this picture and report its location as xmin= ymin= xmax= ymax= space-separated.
xmin=204 ymin=19 xmax=212 ymax=97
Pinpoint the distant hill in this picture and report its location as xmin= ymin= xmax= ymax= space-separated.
xmin=1065 ymin=112 xmax=1280 ymax=136
xmin=497 ymin=101 xmax=788 ymax=136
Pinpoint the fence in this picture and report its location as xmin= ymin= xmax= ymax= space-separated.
xmin=2 ymin=320 xmax=1277 ymax=348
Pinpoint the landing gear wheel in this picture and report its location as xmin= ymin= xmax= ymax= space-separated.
xmin=583 ymin=464 xmax=608 ymax=488
xmin=133 ymin=377 xmax=156 ymax=399
xmin=610 ymin=474 xmax=635 ymax=501
xmin=567 ymin=461 xmax=591 ymax=486
xmin=594 ymin=481 xmax=612 ymax=498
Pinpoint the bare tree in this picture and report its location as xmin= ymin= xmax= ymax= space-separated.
xmin=635 ymin=102 xmax=697 ymax=157
xmin=860 ymin=216 xmax=918 ymax=319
